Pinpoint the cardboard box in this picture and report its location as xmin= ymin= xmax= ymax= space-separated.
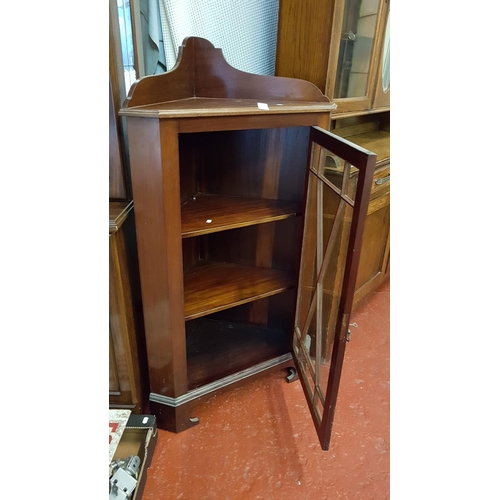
xmin=110 ymin=412 xmax=158 ymax=500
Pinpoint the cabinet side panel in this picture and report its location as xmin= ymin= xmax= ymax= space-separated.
xmin=275 ymin=0 xmax=334 ymax=94
xmin=126 ymin=117 xmax=188 ymax=398
xmin=109 ymin=232 xmax=134 ymax=401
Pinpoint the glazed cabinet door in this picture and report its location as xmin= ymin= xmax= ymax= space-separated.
xmin=328 ymin=0 xmax=389 ymax=114
xmin=372 ymin=3 xmax=390 ymax=110
xmin=293 ymin=126 xmax=376 ymax=450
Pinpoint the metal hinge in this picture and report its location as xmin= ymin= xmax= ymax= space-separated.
xmin=347 ymin=322 xmax=358 ymax=342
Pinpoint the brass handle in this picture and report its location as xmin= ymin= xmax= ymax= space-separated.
xmin=375 ymin=174 xmax=390 ymax=185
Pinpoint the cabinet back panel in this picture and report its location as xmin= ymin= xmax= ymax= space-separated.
xmin=179 ymin=127 xmax=310 ymax=202
xmin=266 ymin=289 xmax=296 ymax=333
xmin=185 ymin=317 xmax=290 ymax=390
xmin=205 ymin=218 xmax=302 ymax=272
xmin=206 ymin=289 xmax=296 ymax=337
xmin=178 ymin=134 xmax=199 ymax=205
xmin=182 ymin=238 xmax=199 ymax=273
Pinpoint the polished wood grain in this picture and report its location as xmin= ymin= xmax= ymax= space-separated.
xmin=181 ymin=194 xmax=300 ymax=238
xmin=109 ymin=0 xmax=130 ymax=200
xmin=176 ymin=113 xmax=327 ymax=134
xmin=109 ymin=328 xmax=121 ymax=393
xmin=331 ymin=113 xmax=390 ymax=165
xmin=149 ymin=354 xmax=294 ymax=432
xmin=276 ymin=0 xmax=390 ymax=116
xmin=353 ymin=175 xmax=390 ymax=308
xmin=346 ymin=130 xmax=390 ymax=164
xmin=329 ymin=107 xmax=390 ymax=121
xmin=109 ymin=0 xmax=145 ymax=411
xmin=109 ymin=200 xmax=134 ymax=233
xmin=202 ymin=219 xmax=300 ymax=276
xmin=354 ymin=201 xmax=390 ymax=302
xmin=121 ymin=97 xmax=335 ymax=118
xmin=121 ymin=37 xmax=335 ymax=434
xmin=275 ymin=0 xmax=335 ymax=95
xmin=109 ymin=207 xmax=148 ymax=412
xmin=122 ymin=37 xmax=330 ymax=110
xmin=194 ymin=127 xmax=310 ymax=203
xmin=109 ymin=77 xmax=128 ymax=200
xmin=330 ymin=114 xmax=390 ymax=308
xmin=370 ymin=166 xmax=390 ymax=200
xmin=183 ymin=262 xmax=295 ymax=321
xmin=126 ymin=117 xmax=189 ymax=399
xmin=186 ymin=318 xmax=290 ymax=390
xmin=177 ymin=124 xmax=312 ymax=329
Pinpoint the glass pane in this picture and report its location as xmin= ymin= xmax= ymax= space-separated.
xmin=295 ymin=174 xmax=319 ymax=335
xmin=334 ymin=0 xmax=380 ymax=99
xmin=382 ymin=9 xmax=390 ymax=92
xmin=322 ymin=153 xmax=359 ymax=204
xmin=293 ymin=128 xmax=375 ymax=449
xmin=319 ymin=201 xmax=353 ymax=398
xmin=294 ymin=143 xmax=357 ymax=428
xmin=298 ymin=342 xmax=315 ymax=399
xmin=315 ymin=391 xmax=324 ymax=421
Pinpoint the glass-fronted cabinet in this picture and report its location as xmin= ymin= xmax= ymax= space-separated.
xmin=328 ymin=0 xmax=390 ymax=113
xmin=276 ymin=0 xmax=390 ymax=115
xmin=276 ymin=0 xmax=390 ymax=310
xmin=372 ymin=5 xmax=390 ymax=109
xmin=333 ymin=0 xmax=380 ymax=100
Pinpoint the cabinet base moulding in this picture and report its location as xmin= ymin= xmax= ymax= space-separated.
xmin=149 ymin=353 xmax=294 ymax=433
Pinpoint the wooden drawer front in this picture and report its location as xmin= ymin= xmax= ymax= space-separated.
xmin=371 ymin=164 xmax=390 ymax=199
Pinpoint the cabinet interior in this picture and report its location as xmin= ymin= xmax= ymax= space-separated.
xmin=178 ymin=126 xmax=310 ymax=389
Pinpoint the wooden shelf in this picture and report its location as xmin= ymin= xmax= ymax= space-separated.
xmin=120 ymin=97 xmax=335 ymax=118
xmin=109 ymin=200 xmax=134 ymax=234
xmin=186 ymin=318 xmax=290 ymax=390
xmin=184 ymin=262 xmax=295 ymax=320
xmin=181 ymin=194 xmax=300 ymax=238
xmin=344 ymin=130 xmax=390 ymax=164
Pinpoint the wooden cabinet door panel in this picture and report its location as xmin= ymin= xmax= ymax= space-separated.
xmin=109 ymin=222 xmax=142 ymax=408
xmin=354 ymin=199 xmax=390 ymax=298
xmin=109 ymin=234 xmax=134 ymax=404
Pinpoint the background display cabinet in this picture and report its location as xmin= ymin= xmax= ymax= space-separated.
xmin=330 ymin=112 xmax=390 ymax=308
xmin=275 ymin=0 xmax=390 ymax=307
xmin=275 ymin=0 xmax=390 ymax=115
xmin=109 ymin=201 xmax=149 ymax=413
xmin=119 ymin=37 xmax=376 ymax=450
xmin=109 ymin=39 xmax=149 ymax=412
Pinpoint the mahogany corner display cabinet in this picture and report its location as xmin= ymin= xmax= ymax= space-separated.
xmin=119 ymin=37 xmax=376 ymax=450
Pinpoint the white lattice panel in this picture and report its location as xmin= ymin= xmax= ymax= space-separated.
xmin=159 ymin=0 xmax=279 ymax=75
